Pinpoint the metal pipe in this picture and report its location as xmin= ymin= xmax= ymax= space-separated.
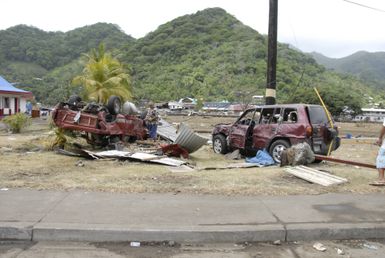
xmin=314 ymin=154 xmax=376 ymax=169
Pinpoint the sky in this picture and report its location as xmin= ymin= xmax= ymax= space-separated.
xmin=1 ymin=0 xmax=385 ymax=58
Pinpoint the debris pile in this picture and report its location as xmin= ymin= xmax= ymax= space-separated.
xmin=280 ymin=142 xmax=315 ymax=166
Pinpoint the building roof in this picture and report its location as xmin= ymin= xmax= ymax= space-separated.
xmin=362 ymin=108 xmax=385 ymax=112
xmin=0 ymin=75 xmax=32 ymax=97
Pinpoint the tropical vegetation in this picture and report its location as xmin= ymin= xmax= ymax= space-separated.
xmin=0 ymin=8 xmax=383 ymax=115
xmin=2 ymin=113 xmax=32 ymax=133
xmin=72 ymin=44 xmax=132 ymax=103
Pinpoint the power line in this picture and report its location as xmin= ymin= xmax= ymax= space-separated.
xmin=342 ymin=0 xmax=385 ymax=13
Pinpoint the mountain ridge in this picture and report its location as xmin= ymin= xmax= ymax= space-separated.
xmin=310 ymin=51 xmax=385 ymax=91
xmin=0 ymin=7 xmax=378 ymax=114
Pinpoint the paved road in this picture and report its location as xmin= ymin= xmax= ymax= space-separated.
xmin=1 ymin=189 xmax=385 ymax=242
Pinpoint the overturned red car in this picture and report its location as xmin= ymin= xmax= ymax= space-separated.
xmin=51 ymin=95 xmax=148 ymax=146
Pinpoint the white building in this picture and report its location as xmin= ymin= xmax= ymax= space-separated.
xmin=168 ymin=101 xmax=184 ymax=111
xmin=0 ymin=76 xmax=33 ymax=117
xmin=353 ymin=108 xmax=385 ymax=122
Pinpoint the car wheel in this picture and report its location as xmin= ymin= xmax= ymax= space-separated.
xmin=213 ymin=134 xmax=228 ymax=154
xmin=68 ymin=95 xmax=82 ymax=105
xmin=107 ymin=96 xmax=121 ymax=115
xmin=269 ymin=139 xmax=290 ymax=163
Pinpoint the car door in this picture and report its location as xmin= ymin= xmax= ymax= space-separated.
xmin=252 ymin=107 xmax=281 ymax=149
xmin=306 ymin=105 xmax=338 ymax=154
xmin=229 ymin=109 xmax=256 ymax=149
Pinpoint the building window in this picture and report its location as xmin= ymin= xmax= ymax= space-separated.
xmin=4 ymin=97 xmax=10 ymax=108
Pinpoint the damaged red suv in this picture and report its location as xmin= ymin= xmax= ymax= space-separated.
xmin=212 ymin=104 xmax=340 ymax=162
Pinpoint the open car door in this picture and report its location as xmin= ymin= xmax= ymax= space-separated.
xmin=228 ymin=109 xmax=257 ymax=149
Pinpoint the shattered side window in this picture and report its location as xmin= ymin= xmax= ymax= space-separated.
xmin=237 ymin=109 xmax=255 ymax=125
xmin=283 ymin=108 xmax=298 ymax=123
xmin=271 ymin=108 xmax=282 ymax=124
xmin=260 ymin=108 xmax=274 ymax=124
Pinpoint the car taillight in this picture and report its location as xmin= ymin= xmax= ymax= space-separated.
xmin=306 ymin=126 xmax=313 ymax=137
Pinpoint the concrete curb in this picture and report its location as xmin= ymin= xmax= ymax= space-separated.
xmin=2 ymin=223 xmax=385 ymax=243
xmin=286 ymin=223 xmax=385 ymax=241
xmin=33 ymin=224 xmax=285 ymax=242
xmin=0 ymin=222 xmax=33 ymax=241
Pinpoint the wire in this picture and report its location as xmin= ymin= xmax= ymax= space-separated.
xmin=342 ymin=0 xmax=385 ymax=13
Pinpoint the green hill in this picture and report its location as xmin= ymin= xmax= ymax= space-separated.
xmin=310 ymin=51 xmax=385 ymax=91
xmin=0 ymin=23 xmax=134 ymax=103
xmin=0 ymin=8 xmax=378 ymax=114
xmin=122 ymin=8 xmax=368 ymax=114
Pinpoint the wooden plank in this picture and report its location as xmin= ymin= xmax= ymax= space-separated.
xmin=285 ymin=168 xmax=335 ymax=186
xmin=285 ymin=166 xmax=348 ymax=186
xmin=298 ymin=166 xmax=348 ymax=183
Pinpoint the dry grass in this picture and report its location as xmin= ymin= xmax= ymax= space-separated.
xmin=0 ymin=117 xmax=384 ymax=196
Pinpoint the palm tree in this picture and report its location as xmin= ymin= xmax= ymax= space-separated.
xmin=72 ymin=44 xmax=132 ymax=103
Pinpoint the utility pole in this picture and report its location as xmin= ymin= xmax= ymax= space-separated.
xmin=266 ymin=0 xmax=278 ymax=105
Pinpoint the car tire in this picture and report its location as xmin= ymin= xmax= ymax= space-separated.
xmin=68 ymin=95 xmax=82 ymax=105
xmin=213 ymin=134 xmax=228 ymax=154
xmin=269 ymin=139 xmax=290 ymax=163
xmin=107 ymin=96 xmax=121 ymax=115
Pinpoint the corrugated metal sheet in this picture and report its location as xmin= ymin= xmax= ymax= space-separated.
xmin=0 ymin=76 xmax=31 ymax=93
xmin=174 ymin=123 xmax=208 ymax=153
xmin=157 ymin=119 xmax=178 ymax=142
xmin=82 ymin=150 xmax=186 ymax=167
xmin=157 ymin=120 xmax=208 ymax=153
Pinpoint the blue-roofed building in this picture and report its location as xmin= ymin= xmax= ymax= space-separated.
xmin=0 ymin=75 xmax=33 ymax=117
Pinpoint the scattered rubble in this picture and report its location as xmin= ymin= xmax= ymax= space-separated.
xmin=313 ymin=242 xmax=327 ymax=252
xmin=225 ymin=149 xmax=242 ymax=160
xmin=80 ymin=150 xmax=187 ymax=167
xmin=363 ymin=243 xmax=378 ymax=250
xmin=130 ymin=242 xmax=141 ymax=247
xmin=336 ymin=247 xmax=345 ymax=255
xmin=0 ymin=147 xmax=13 ymax=153
xmin=280 ymin=142 xmax=314 ymax=166
xmin=75 ymin=160 xmax=85 ymax=167
xmin=168 ymin=165 xmax=195 ymax=173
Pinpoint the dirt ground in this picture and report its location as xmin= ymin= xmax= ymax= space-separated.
xmin=0 ymin=116 xmax=384 ymax=196
xmin=2 ymin=239 xmax=385 ymax=258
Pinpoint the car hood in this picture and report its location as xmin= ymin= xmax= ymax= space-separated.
xmin=212 ymin=123 xmax=232 ymax=135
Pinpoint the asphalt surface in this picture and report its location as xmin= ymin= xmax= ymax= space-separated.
xmin=0 ymin=189 xmax=385 ymax=243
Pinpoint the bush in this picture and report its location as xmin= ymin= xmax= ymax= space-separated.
xmin=2 ymin=113 xmax=32 ymax=133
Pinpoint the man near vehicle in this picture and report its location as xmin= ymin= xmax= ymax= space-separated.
xmin=145 ymin=102 xmax=160 ymax=141
xmin=374 ymin=119 xmax=385 ymax=185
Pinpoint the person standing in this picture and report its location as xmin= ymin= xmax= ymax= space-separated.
xmin=374 ymin=119 xmax=385 ymax=185
xmin=145 ymin=102 xmax=160 ymax=141
xmin=26 ymin=101 xmax=32 ymax=115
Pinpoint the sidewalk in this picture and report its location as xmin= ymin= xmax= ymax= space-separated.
xmin=1 ymin=189 xmax=384 ymax=243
